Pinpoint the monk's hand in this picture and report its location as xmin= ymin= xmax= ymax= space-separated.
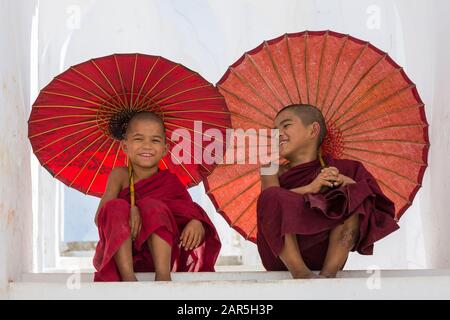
xmin=307 ymin=168 xmax=340 ymax=193
xmin=320 ymin=167 xmax=342 ymax=188
xmin=180 ymin=219 xmax=205 ymax=250
xmin=334 ymin=174 xmax=356 ymax=187
xmin=129 ymin=205 xmax=141 ymax=241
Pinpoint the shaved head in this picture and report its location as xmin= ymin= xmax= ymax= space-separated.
xmin=276 ymin=104 xmax=327 ymax=147
xmin=124 ymin=112 xmax=166 ymax=141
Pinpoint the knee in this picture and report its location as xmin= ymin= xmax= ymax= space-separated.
xmin=137 ymin=198 xmax=169 ymax=212
xmin=101 ymin=199 xmax=130 ymax=220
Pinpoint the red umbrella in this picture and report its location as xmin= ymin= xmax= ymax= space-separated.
xmin=204 ymin=30 xmax=429 ymax=243
xmin=29 ymin=53 xmax=231 ymax=198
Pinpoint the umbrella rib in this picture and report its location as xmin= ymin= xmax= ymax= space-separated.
xmin=166 ymin=149 xmax=197 ymax=185
xmin=147 ymin=73 xmax=196 ymax=103
xmin=247 ymin=53 xmax=285 ymax=107
xmin=315 ymin=31 xmax=329 ymax=107
xmin=157 ymin=96 xmax=225 ymax=110
xmin=33 ymin=123 xmax=99 ymax=153
xmin=342 ymin=123 xmax=427 ymax=139
xmin=153 ymin=84 xmax=213 ymax=105
xmin=343 ymin=138 xmax=427 ymax=145
xmin=340 ymin=103 xmax=425 ymax=133
xmin=29 ymin=114 xmax=96 ymax=124
xmin=111 ymin=139 xmax=121 ymax=169
xmin=163 ymin=116 xmax=230 ymax=129
xmin=247 ymin=224 xmax=258 ymax=241
xmin=285 ymin=35 xmax=302 ymax=104
xmin=230 ymin=196 xmax=258 ymax=227
xmin=162 ymin=109 xmax=230 ymax=115
xmin=69 ymin=66 xmax=123 ymax=109
xmin=330 ymin=67 xmax=399 ymax=126
xmin=229 ymin=67 xmax=279 ymax=113
xmin=133 ymin=56 xmax=160 ymax=108
xmin=90 ymin=60 xmax=127 ymax=108
xmin=218 ymin=85 xmax=274 ymax=122
xmin=86 ymin=140 xmax=117 ymax=194
xmin=327 ymin=53 xmax=387 ymax=123
xmin=319 ymin=36 xmax=348 ymax=110
xmin=134 ymin=65 xmax=180 ymax=110
xmin=130 ymin=54 xmax=138 ymax=109
xmin=69 ymin=138 xmax=111 ymax=188
xmin=216 ymin=177 xmax=260 ymax=212
xmin=32 ymin=105 xmax=107 ymax=113
xmin=40 ymin=90 xmax=106 ymax=108
xmin=86 ymin=139 xmax=117 ymax=194
xmin=344 ymin=146 xmax=426 ymax=166
xmin=263 ymin=42 xmax=294 ymax=104
xmin=334 ymin=84 xmax=416 ymax=129
xmin=324 ymin=43 xmax=368 ymax=118
xmin=53 ymin=133 xmax=105 ymax=178
xmin=304 ymin=31 xmax=310 ymax=104
xmin=160 ymin=158 xmax=169 ymax=169
xmin=206 ymin=167 xmax=259 ymax=194
xmin=342 ymin=152 xmax=421 ymax=185
xmin=376 ymin=178 xmax=412 ymax=205
xmin=42 ymin=130 xmax=102 ymax=166
xmin=29 ymin=119 xmax=103 ymax=139
xmin=227 ymin=112 xmax=272 ymax=129
xmin=113 ymin=54 xmax=129 ymax=109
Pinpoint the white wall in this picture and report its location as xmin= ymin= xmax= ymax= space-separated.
xmin=421 ymin=0 xmax=450 ymax=268
xmin=1 ymin=1 xmax=450 ymax=291
xmin=34 ymin=0 xmax=450 ymax=270
xmin=0 ymin=0 xmax=37 ymax=298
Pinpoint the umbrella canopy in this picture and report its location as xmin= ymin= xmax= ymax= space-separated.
xmin=204 ymin=30 xmax=429 ymax=242
xmin=29 ymin=53 xmax=231 ymax=197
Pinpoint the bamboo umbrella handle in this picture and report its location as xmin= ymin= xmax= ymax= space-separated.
xmin=128 ymin=159 xmax=135 ymax=206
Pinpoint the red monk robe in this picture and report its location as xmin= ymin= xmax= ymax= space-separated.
xmin=93 ymin=170 xmax=221 ymax=281
xmin=257 ymin=155 xmax=400 ymax=271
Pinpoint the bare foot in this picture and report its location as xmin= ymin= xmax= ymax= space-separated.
xmin=291 ymin=270 xmax=320 ymax=279
xmin=319 ymin=271 xmax=337 ymax=278
xmin=121 ymin=275 xmax=138 ymax=281
xmin=155 ymin=273 xmax=172 ymax=281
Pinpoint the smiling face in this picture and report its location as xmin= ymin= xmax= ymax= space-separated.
xmin=274 ymin=108 xmax=321 ymax=160
xmin=122 ymin=115 xmax=168 ymax=170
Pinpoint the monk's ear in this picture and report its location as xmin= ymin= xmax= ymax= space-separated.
xmin=162 ymin=142 xmax=169 ymax=157
xmin=121 ymin=139 xmax=128 ymax=155
xmin=310 ymin=122 xmax=321 ymax=140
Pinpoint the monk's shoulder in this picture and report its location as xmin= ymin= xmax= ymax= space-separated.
xmin=109 ymin=166 xmax=128 ymax=188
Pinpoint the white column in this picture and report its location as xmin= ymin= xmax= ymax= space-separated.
xmin=0 ymin=0 xmax=38 ymax=298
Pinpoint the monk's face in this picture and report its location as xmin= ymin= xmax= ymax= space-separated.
xmin=275 ymin=109 xmax=318 ymax=159
xmin=122 ymin=119 xmax=168 ymax=169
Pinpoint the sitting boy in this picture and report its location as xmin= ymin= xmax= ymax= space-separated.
xmin=257 ymin=104 xmax=399 ymax=279
xmin=93 ymin=112 xmax=221 ymax=281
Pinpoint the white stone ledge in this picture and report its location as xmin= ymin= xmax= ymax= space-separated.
xmin=8 ymin=270 xmax=450 ymax=300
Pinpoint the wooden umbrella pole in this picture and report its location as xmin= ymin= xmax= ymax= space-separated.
xmin=128 ymin=157 xmax=135 ymax=206
xmin=319 ymin=149 xmax=327 ymax=168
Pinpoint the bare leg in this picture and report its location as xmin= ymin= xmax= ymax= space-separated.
xmin=279 ymin=234 xmax=319 ymax=279
xmin=320 ymin=214 xmax=360 ymax=278
xmin=147 ymin=233 xmax=172 ymax=281
xmin=114 ymin=236 xmax=137 ymax=281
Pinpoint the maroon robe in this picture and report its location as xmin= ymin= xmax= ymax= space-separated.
xmin=257 ymin=156 xmax=400 ymax=271
xmin=93 ymin=170 xmax=221 ymax=281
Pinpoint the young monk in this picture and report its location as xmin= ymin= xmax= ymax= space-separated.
xmin=93 ymin=112 xmax=221 ymax=282
xmin=257 ymin=104 xmax=400 ymax=279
